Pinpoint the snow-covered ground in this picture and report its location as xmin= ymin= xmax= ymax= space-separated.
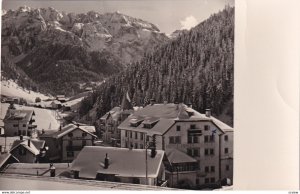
xmin=1 ymin=103 xmax=60 ymax=131
xmin=1 ymin=79 xmax=51 ymax=103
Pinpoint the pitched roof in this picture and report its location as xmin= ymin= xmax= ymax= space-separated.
xmin=165 ymin=149 xmax=197 ymax=164
xmin=3 ymin=109 xmax=34 ymax=123
xmin=118 ymin=103 xmax=233 ymax=134
xmin=71 ymin=146 xmax=165 ymax=179
xmin=0 ymin=175 xmax=177 ymax=190
xmin=0 ymin=153 xmax=19 ymax=169
xmin=40 ymin=124 xmax=97 ymax=139
xmin=3 ymin=163 xmax=69 ymax=177
xmin=10 ymin=139 xmax=45 ymax=156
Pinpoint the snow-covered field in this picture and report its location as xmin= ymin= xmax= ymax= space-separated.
xmin=1 ymin=103 xmax=60 ymax=131
xmin=1 ymin=79 xmax=51 ymax=103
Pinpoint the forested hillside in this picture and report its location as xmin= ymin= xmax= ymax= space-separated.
xmin=80 ymin=6 xmax=234 ymax=126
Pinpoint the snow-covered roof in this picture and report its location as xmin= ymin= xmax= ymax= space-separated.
xmin=40 ymin=123 xmax=97 ymax=139
xmin=166 ymin=148 xmax=197 ymax=164
xmin=0 ymin=153 xmax=19 ymax=169
xmin=71 ymin=146 xmax=165 ymax=179
xmin=4 ymin=109 xmax=34 ymax=123
xmin=10 ymin=139 xmax=45 ymax=156
xmin=0 ymin=174 xmax=176 ymax=190
xmin=3 ymin=163 xmax=69 ymax=177
xmin=62 ymin=97 xmax=84 ymax=107
xmin=118 ymin=103 xmax=233 ymax=134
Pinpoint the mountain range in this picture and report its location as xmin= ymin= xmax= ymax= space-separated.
xmin=1 ymin=6 xmax=169 ymax=95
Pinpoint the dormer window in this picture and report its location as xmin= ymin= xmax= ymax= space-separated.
xmin=142 ymin=117 xmax=159 ymax=129
xmin=130 ymin=118 xmax=143 ymax=127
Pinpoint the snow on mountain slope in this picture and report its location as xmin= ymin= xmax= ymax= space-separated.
xmin=1 ymin=79 xmax=51 ymax=102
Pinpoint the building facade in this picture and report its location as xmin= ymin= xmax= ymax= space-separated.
xmin=118 ymin=103 xmax=233 ymax=188
xmin=40 ymin=124 xmax=98 ymax=162
xmin=4 ymin=109 xmax=37 ymax=137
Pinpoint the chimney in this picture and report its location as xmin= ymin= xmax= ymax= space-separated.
xmin=76 ymin=123 xmax=80 ymax=127
xmin=50 ymin=163 xmax=56 ymax=177
xmin=41 ymin=129 xmax=45 ymax=134
xmin=187 ymin=102 xmax=192 ymax=108
xmin=20 ymin=135 xmax=23 ymax=140
xmin=205 ymin=109 xmax=211 ymax=117
xmin=104 ymin=153 xmax=109 ymax=169
xmin=27 ymin=139 xmax=30 ymax=147
xmin=150 ymin=99 xmax=155 ymax=106
xmin=59 ymin=125 xmax=62 ymax=131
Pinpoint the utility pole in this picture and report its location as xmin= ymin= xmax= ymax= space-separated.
xmin=145 ymin=140 xmax=148 ymax=185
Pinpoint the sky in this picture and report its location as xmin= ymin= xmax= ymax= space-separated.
xmin=2 ymin=0 xmax=234 ymax=34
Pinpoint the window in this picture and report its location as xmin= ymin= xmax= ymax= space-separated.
xmin=13 ymin=124 xmax=18 ymax=127
xmin=125 ymin=131 xmax=128 ymax=137
xmin=205 ymin=178 xmax=209 ymax=184
xmin=211 ymin=166 xmax=215 ymax=172
xmin=175 ymin=136 xmax=181 ymax=144
xmin=210 ymin=178 xmax=215 ymax=183
xmin=205 ymin=149 xmax=209 ymax=156
xmin=82 ymin=140 xmax=86 ymax=147
xmin=68 ymin=140 xmax=73 ymax=146
xmin=205 ymin=166 xmax=209 ymax=173
xmin=134 ymin=143 xmax=138 ymax=149
xmin=23 ymin=124 xmax=26 ymax=127
xmin=170 ymin=136 xmax=181 ymax=144
xmin=82 ymin=132 xmax=87 ymax=137
xmin=193 ymin=149 xmax=199 ymax=157
xmin=224 ymin=135 xmax=228 ymax=141
xmin=188 ymin=136 xmax=192 ymax=143
xmin=135 ymin=132 xmax=138 ymax=139
xmin=67 ymin=151 xmax=74 ymax=157
xmin=169 ymin=136 xmax=175 ymax=144
xmin=140 ymin=133 xmax=144 ymax=140
xmin=196 ymin=178 xmax=199 ymax=185
xmin=225 ymin=148 xmax=229 ymax=154
xmin=210 ymin=135 xmax=215 ymax=142
xmin=204 ymin=135 xmax=209 ymax=142
xmin=190 ymin=124 xmax=196 ymax=129
xmin=68 ymin=133 xmax=73 ymax=137
xmin=130 ymin=131 xmax=132 ymax=138
xmin=176 ymin=126 xmax=181 ymax=131
xmin=193 ymin=136 xmax=198 ymax=143
xmin=204 ymin=125 xmax=210 ymax=131
xmin=146 ymin=136 xmax=150 ymax=142
xmin=22 ymin=130 xmax=26 ymax=136
xmin=125 ymin=142 xmax=128 ymax=148
xmin=226 ymin=165 xmax=230 ymax=171
xmin=187 ymin=148 xmax=192 ymax=156
xmin=210 ymin=149 xmax=214 ymax=155
xmin=140 ymin=144 xmax=144 ymax=149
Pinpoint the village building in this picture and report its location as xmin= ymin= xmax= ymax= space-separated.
xmin=9 ymin=136 xmax=47 ymax=163
xmin=50 ymin=100 xmax=62 ymax=109
xmin=56 ymin=95 xmax=67 ymax=103
xmin=118 ymin=103 xmax=233 ymax=188
xmin=99 ymin=92 xmax=134 ymax=146
xmin=70 ymin=146 xmax=167 ymax=186
xmin=3 ymin=109 xmax=37 ymax=137
xmin=39 ymin=123 xmax=98 ymax=162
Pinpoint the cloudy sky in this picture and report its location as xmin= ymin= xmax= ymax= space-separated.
xmin=2 ymin=0 xmax=234 ymax=34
